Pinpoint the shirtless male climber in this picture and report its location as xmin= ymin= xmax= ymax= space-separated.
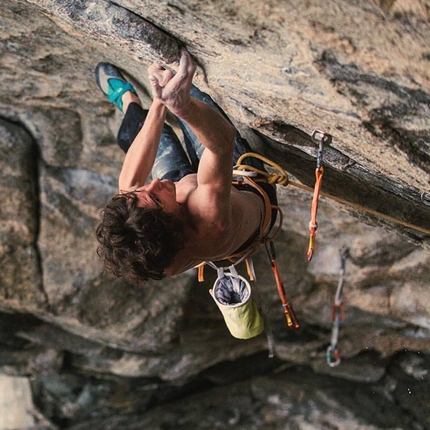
xmin=95 ymin=49 xmax=277 ymax=284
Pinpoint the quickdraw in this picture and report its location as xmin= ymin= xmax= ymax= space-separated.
xmin=326 ymin=246 xmax=349 ymax=367
xmin=265 ymin=240 xmax=300 ymax=331
xmin=307 ymin=130 xmax=332 ymax=261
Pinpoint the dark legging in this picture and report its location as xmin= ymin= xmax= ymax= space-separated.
xmin=116 ymin=85 xmax=265 ymax=182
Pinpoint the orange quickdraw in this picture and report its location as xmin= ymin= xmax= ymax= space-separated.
xmin=307 ymin=131 xmax=332 ymax=261
xmin=266 ymin=240 xmax=300 ymax=331
xmin=307 ymin=166 xmax=324 ymax=261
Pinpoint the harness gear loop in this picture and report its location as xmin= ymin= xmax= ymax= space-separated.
xmin=265 ymin=240 xmax=300 ymax=331
xmin=307 ymin=131 xmax=332 ymax=261
xmin=327 ymin=246 xmax=349 ymax=367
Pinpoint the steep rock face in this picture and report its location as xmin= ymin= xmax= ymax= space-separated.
xmin=0 ymin=0 xmax=429 ymax=428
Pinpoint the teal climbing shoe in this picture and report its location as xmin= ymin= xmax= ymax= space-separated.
xmin=95 ymin=63 xmax=137 ymax=112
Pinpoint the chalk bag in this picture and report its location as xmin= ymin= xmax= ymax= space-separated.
xmin=210 ymin=265 xmax=264 ymax=339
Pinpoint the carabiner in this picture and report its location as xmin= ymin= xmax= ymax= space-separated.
xmin=311 ymin=130 xmax=332 ymax=170
xmin=283 ymin=302 xmax=300 ymax=331
xmin=326 ymin=345 xmax=341 ymax=367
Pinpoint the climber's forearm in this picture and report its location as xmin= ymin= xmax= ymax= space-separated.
xmin=174 ymin=97 xmax=236 ymax=157
xmin=118 ymin=100 xmax=167 ymax=191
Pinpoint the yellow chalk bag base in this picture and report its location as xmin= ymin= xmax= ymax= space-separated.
xmin=210 ymin=273 xmax=264 ymax=340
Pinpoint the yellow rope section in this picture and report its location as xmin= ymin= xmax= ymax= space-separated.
xmin=236 ymin=153 xmax=430 ymax=237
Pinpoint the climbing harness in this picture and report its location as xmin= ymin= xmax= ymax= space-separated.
xmin=198 ymin=153 xmax=300 ymax=339
xmin=231 ymin=153 xmax=300 ymax=332
xmin=326 ymin=246 xmax=349 ymax=367
xmin=307 ymin=130 xmax=332 ymax=261
xmin=197 ymin=153 xmax=285 ymax=284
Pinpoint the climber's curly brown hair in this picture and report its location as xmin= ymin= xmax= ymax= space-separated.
xmin=96 ymin=191 xmax=185 ymax=284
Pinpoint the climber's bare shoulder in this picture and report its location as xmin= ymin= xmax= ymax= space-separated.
xmin=165 ymin=175 xmax=265 ymax=276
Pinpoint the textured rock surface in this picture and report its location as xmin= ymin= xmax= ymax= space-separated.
xmin=0 ymin=375 xmax=38 ymax=429
xmin=0 ymin=0 xmax=429 ymax=428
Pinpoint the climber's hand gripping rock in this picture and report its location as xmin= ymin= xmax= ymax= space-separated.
xmin=148 ymin=49 xmax=196 ymax=118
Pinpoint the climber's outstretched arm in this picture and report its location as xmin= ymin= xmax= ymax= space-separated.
xmin=118 ymin=50 xmax=197 ymax=192
xmin=118 ymin=99 xmax=167 ymax=192
xmin=149 ymin=49 xmax=236 ymax=228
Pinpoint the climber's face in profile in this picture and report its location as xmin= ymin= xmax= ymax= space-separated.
xmin=134 ymin=178 xmax=181 ymax=217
